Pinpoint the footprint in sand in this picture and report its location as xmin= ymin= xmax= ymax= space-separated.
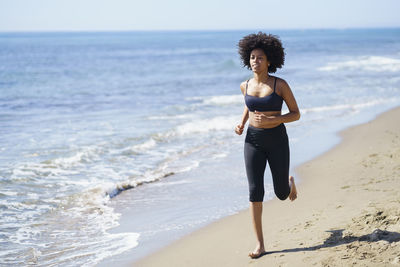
xmin=304 ymin=221 xmax=313 ymax=228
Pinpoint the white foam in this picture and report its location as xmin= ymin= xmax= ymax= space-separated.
xmin=23 ymin=187 xmax=140 ymax=267
xmin=187 ymin=94 xmax=243 ymax=106
xmin=202 ymin=95 xmax=243 ymax=106
xmin=12 ymin=168 xmax=36 ymax=177
xmin=176 ymin=160 xmax=200 ymax=172
xmin=300 ymin=98 xmax=397 ymax=115
xmin=148 ymin=113 xmax=193 ymax=120
xmin=318 ymin=56 xmax=400 ymax=72
xmin=131 ymin=138 xmax=157 ymax=152
xmin=1 ymin=190 xmax=18 ymax=196
xmin=212 ymin=153 xmax=228 ymax=159
xmin=11 ymin=162 xmax=79 ymax=182
xmin=52 ymin=152 xmax=86 ymax=167
xmin=173 ymin=115 xmax=237 ymax=136
xmin=104 ymin=145 xmax=207 ymax=198
xmin=1 ymin=167 xmax=143 ymax=265
xmin=86 ymin=232 xmax=140 ymax=267
xmin=51 ymin=146 xmax=102 ymax=167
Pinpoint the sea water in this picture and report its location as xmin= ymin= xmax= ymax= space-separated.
xmin=1 ymin=29 xmax=400 ymax=266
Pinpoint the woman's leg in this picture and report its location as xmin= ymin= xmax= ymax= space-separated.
xmin=268 ymin=143 xmax=291 ymax=200
xmin=289 ymin=176 xmax=297 ymax=201
xmin=268 ymin=128 xmax=297 ymax=201
xmin=250 ymin=201 xmax=265 ymax=257
xmin=244 ymin=140 xmax=267 ymax=257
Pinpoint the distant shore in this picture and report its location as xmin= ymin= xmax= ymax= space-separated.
xmin=135 ymin=106 xmax=400 ymax=267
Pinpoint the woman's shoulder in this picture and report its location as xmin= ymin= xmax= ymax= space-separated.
xmin=240 ymin=79 xmax=250 ymax=94
xmin=271 ymin=76 xmax=291 ymax=97
xmin=272 ymin=76 xmax=289 ymax=89
xmin=271 ymin=75 xmax=285 ymax=83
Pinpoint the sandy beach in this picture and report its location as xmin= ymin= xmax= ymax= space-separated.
xmin=135 ymin=106 xmax=400 ymax=267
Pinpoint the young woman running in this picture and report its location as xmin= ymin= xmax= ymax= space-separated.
xmin=235 ymin=32 xmax=300 ymax=259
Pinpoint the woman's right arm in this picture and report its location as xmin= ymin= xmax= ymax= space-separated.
xmin=235 ymin=82 xmax=249 ymax=135
xmin=235 ymin=105 xmax=249 ymax=135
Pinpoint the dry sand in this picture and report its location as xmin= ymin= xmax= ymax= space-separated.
xmin=135 ymin=107 xmax=400 ymax=267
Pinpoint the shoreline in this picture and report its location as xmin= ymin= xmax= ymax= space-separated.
xmin=134 ymin=106 xmax=400 ymax=266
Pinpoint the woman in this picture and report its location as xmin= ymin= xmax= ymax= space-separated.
xmin=235 ymin=32 xmax=300 ymax=259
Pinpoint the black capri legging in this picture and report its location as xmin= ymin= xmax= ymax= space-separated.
xmin=244 ymin=123 xmax=290 ymax=202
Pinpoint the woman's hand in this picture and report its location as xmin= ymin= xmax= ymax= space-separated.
xmin=235 ymin=123 xmax=245 ymax=135
xmin=253 ymin=110 xmax=278 ymax=125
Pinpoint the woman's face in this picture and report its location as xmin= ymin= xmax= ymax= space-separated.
xmin=250 ymin=48 xmax=269 ymax=73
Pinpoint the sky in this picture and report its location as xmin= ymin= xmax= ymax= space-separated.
xmin=0 ymin=0 xmax=399 ymax=31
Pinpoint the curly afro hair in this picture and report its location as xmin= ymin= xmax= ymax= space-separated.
xmin=238 ymin=32 xmax=285 ymax=73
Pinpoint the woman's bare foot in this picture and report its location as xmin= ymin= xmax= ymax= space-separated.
xmin=289 ymin=176 xmax=297 ymax=201
xmin=248 ymin=244 xmax=266 ymax=259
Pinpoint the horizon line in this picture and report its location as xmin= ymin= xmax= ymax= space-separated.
xmin=0 ymin=26 xmax=399 ymax=34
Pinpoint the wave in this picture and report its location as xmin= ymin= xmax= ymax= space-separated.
xmin=158 ymin=115 xmax=238 ymax=139
xmin=98 ymin=115 xmax=240 ymax=197
xmin=112 ymin=47 xmax=233 ymax=58
xmin=186 ymin=94 xmax=243 ymax=107
xmin=9 ymin=112 xmax=237 ymax=194
xmin=39 ymin=146 xmax=104 ymax=169
xmin=2 ymin=110 xmax=243 ymax=266
xmin=318 ymin=56 xmax=400 ymax=72
xmin=147 ymin=113 xmax=193 ymax=120
xmin=105 ymin=171 xmax=176 ymax=198
xmin=130 ymin=138 xmax=157 ymax=152
xmin=300 ymin=98 xmax=398 ymax=115
xmin=1 ymin=177 xmax=140 ymax=267
xmin=175 ymin=115 xmax=236 ymax=135
xmin=202 ymin=95 xmax=243 ymax=106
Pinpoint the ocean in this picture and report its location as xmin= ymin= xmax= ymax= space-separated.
xmin=1 ymin=29 xmax=400 ymax=266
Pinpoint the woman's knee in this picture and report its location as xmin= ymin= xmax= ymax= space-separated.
xmin=275 ymin=188 xmax=289 ymax=201
xmin=249 ymin=186 xmax=264 ymax=202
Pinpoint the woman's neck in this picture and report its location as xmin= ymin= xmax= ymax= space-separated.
xmin=253 ymin=72 xmax=269 ymax=84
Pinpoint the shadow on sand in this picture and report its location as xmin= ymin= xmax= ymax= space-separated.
xmin=256 ymin=228 xmax=400 ymax=259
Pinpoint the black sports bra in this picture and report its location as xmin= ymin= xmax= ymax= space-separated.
xmin=245 ymin=77 xmax=283 ymax=112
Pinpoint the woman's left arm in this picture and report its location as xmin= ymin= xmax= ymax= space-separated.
xmin=275 ymin=79 xmax=300 ymax=123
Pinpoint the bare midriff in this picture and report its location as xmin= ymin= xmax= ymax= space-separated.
xmin=248 ymin=110 xmax=282 ymax=129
